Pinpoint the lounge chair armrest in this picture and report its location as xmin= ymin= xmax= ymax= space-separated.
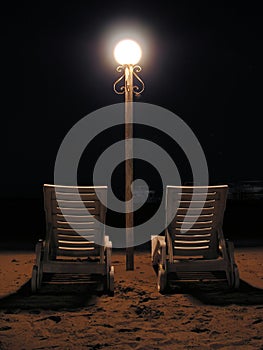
xmin=104 ymin=235 xmax=112 ymax=248
xmin=159 ymin=240 xmax=167 ymax=267
xmin=36 ymin=239 xmax=45 ymax=248
xmin=151 ymin=235 xmax=166 ymax=267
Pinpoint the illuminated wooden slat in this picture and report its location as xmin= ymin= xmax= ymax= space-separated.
xmin=177 ymin=207 xmax=215 ymax=214
xmin=53 ymin=192 xmax=99 ymax=201
xmin=56 ymin=214 xmax=97 ymax=222
xmin=176 ymin=220 xmax=213 ymax=225
xmin=57 ymin=234 xmax=95 ymax=240
xmin=173 ymin=233 xmax=211 ymax=238
xmin=174 ymin=240 xmax=210 ymax=244
xmin=177 ymin=213 xmax=214 ymax=219
xmin=178 ymin=200 xmax=215 ymax=208
xmin=56 ymin=199 xmax=97 ymax=208
xmin=174 ymin=245 xmax=209 ymax=250
xmin=58 ymin=240 xmax=95 ymax=245
xmin=178 ymin=191 xmax=216 ymax=196
xmin=58 ymin=246 xmax=95 ymax=251
xmin=55 ymin=207 xmax=98 ymax=215
xmin=46 ymin=184 xmax=106 ymax=194
xmin=54 ymin=221 xmax=100 ymax=230
xmin=175 ymin=227 xmax=212 ymax=232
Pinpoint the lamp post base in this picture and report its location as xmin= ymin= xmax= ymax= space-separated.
xmin=126 ymin=247 xmax=134 ymax=271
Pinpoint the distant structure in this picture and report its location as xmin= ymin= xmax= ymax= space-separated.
xmin=113 ymin=184 xmax=159 ymax=204
xmin=228 ymin=180 xmax=263 ymax=200
xmin=133 ymin=185 xmax=157 ymax=203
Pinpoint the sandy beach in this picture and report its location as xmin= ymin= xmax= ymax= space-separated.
xmin=0 ymin=247 xmax=263 ymax=350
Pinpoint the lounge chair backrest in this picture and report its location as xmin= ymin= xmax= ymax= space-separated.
xmin=166 ymin=185 xmax=228 ymax=259
xmin=43 ymin=184 xmax=107 ymax=258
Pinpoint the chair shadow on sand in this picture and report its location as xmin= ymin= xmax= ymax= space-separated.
xmin=0 ymin=277 xmax=105 ymax=312
xmin=163 ymin=278 xmax=263 ymax=306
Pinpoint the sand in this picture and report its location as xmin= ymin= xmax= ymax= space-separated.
xmin=0 ymin=247 xmax=263 ymax=350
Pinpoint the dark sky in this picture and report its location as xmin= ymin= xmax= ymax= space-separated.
xmin=2 ymin=2 xmax=263 ymax=198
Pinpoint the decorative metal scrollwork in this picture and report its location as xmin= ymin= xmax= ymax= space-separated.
xmin=132 ymin=65 xmax=145 ymax=95
xmin=113 ymin=65 xmax=145 ymax=96
xmin=113 ymin=66 xmax=125 ymax=95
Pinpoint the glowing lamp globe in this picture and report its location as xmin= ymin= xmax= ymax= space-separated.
xmin=114 ymin=39 xmax=142 ymax=65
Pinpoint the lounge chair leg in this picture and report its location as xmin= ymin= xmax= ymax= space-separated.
xmin=226 ymin=240 xmax=240 ymax=289
xmin=157 ymin=266 xmax=167 ymax=293
xmin=106 ymin=266 xmax=114 ymax=296
xmin=226 ymin=271 xmax=232 ymax=288
xmin=232 ymin=264 xmax=240 ymax=289
xmin=31 ymin=265 xmax=39 ymax=293
xmin=31 ymin=240 xmax=43 ymax=292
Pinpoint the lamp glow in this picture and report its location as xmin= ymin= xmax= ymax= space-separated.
xmin=114 ymin=39 xmax=142 ymax=65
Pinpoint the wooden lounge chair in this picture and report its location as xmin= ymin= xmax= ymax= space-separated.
xmin=152 ymin=185 xmax=239 ymax=292
xmin=31 ymin=184 xmax=114 ymax=294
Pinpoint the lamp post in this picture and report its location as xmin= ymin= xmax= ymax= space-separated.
xmin=113 ymin=39 xmax=145 ymax=270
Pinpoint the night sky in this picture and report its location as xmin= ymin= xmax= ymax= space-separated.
xmin=3 ymin=2 xmax=263 ymax=198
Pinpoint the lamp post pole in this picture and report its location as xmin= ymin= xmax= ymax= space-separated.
xmin=124 ymin=65 xmax=134 ymax=270
xmin=113 ymin=40 xmax=144 ymax=270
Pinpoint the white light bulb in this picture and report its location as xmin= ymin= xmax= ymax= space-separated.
xmin=114 ymin=39 xmax=142 ymax=65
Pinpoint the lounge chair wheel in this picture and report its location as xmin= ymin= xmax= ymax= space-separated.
xmin=31 ymin=265 xmax=39 ymax=293
xmin=157 ymin=268 xmax=167 ymax=293
xmin=232 ymin=264 xmax=240 ymax=289
xmin=107 ymin=266 xmax=114 ymax=295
